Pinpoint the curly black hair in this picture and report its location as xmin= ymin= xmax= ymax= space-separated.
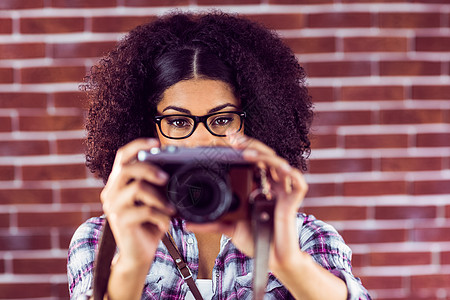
xmin=82 ymin=10 xmax=313 ymax=183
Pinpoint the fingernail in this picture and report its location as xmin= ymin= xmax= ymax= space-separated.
xmin=281 ymin=163 xmax=292 ymax=172
xmin=158 ymin=170 xmax=169 ymax=181
xmin=243 ymin=149 xmax=258 ymax=157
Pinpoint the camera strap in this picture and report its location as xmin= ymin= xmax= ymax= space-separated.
xmin=93 ymin=219 xmax=116 ymax=300
xmin=92 ymin=220 xmax=204 ymax=300
xmin=249 ymin=168 xmax=275 ymax=300
xmin=162 ymin=232 xmax=204 ymax=300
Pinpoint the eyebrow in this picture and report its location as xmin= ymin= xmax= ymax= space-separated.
xmin=161 ymin=103 xmax=239 ymax=114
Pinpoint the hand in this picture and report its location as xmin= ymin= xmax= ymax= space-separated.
xmin=187 ymin=135 xmax=309 ymax=271
xmin=101 ymin=138 xmax=175 ymax=270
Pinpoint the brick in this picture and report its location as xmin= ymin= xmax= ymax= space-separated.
xmin=380 ymin=109 xmax=444 ymax=124
xmin=304 ymin=61 xmax=371 ymax=77
xmin=344 ymin=181 xmax=407 ymax=196
xmin=361 ymin=275 xmax=403 ymax=290
xmin=13 ymin=257 xmax=66 ymax=274
xmin=302 ymin=206 xmax=367 ymax=220
xmin=0 ymin=140 xmax=50 ymax=156
xmin=411 ymin=274 xmax=450 ymax=290
xmin=60 ymin=187 xmax=101 ymax=204
xmin=269 ymin=0 xmax=332 ymax=3
xmin=53 ymin=91 xmax=86 ymax=108
xmin=59 ymin=229 xmax=77 ymax=249
xmin=413 ymin=225 xmax=450 ymax=242
xmin=308 ymin=86 xmax=335 ymax=102
xmin=22 ymin=163 xmax=86 ymax=181
xmin=92 ymin=16 xmax=155 ymax=33
xmin=0 ymin=283 xmax=52 ymax=298
xmin=18 ymin=211 xmax=84 ymax=228
xmin=19 ymin=115 xmax=84 ymax=131
xmin=341 ymin=228 xmax=407 ymax=244
xmin=310 ymin=133 xmax=338 ymax=149
xmin=416 ymin=36 xmax=450 ymax=51
xmin=85 ymin=208 xmax=103 ymax=220
xmin=0 ymin=189 xmax=53 ymax=204
xmin=0 ymin=18 xmax=12 ymax=34
xmin=0 ymin=116 xmax=12 ymax=132
xmin=413 ymin=180 xmax=450 ymax=195
xmin=0 ymin=92 xmax=47 ymax=108
xmin=370 ymin=251 xmax=432 ymax=266
xmin=344 ymin=37 xmax=408 ymax=52
xmin=245 ymin=14 xmax=305 ymax=30
xmin=442 ymin=251 xmax=450 ymax=264
xmin=0 ymin=68 xmax=14 ymax=83
xmin=375 ymin=206 xmax=436 ymax=219
xmin=305 ymin=183 xmax=338 ymax=197
xmin=412 ymin=0 xmax=450 ymax=2
xmin=125 ymin=0 xmax=189 ymax=5
xmin=55 ymin=282 xmax=70 ymax=298
xmin=0 ymin=0 xmax=44 ymax=9
xmin=51 ymin=0 xmax=117 ymax=7
xmin=381 ymin=157 xmax=442 ymax=171
xmin=308 ymin=13 xmax=372 ymax=28
xmin=447 ymin=205 xmax=450 ymax=218
xmin=412 ymin=85 xmax=450 ymax=99
xmin=0 ymin=259 xmax=4 ymax=273
xmin=309 ymin=158 xmax=372 ymax=174
xmin=379 ymin=12 xmax=441 ymax=28
xmin=20 ymin=17 xmax=84 ymax=34
xmin=283 ymin=37 xmax=336 ymax=54
xmin=0 ymin=213 xmax=9 ymax=228
xmin=56 ymin=138 xmax=85 ymax=154
xmin=345 ymin=134 xmax=408 ymax=148
xmin=341 ymin=85 xmax=404 ymax=101
xmin=313 ymin=111 xmax=373 ymax=127
xmin=380 ymin=60 xmax=441 ymax=76
xmin=20 ymin=66 xmax=86 ymax=83
xmin=0 ymin=165 xmax=14 ymax=180
xmin=51 ymin=41 xmax=117 ymax=59
xmin=351 ymin=253 xmax=365 ymax=268
xmin=0 ymin=233 xmax=51 ymax=250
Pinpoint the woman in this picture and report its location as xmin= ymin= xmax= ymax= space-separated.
xmin=68 ymin=11 xmax=371 ymax=300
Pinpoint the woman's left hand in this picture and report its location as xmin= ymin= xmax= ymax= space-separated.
xmin=186 ymin=134 xmax=309 ymax=272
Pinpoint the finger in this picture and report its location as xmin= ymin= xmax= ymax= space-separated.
xmin=110 ymin=205 xmax=172 ymax=233
xmin=227 ymin=134 xmax=276 ymax=156
xmin=103 ymin=180 xmax=174 ymax=217
xmin=129 ymin=180 xmax=175 ymax=215
xmin=276 ymin=162 xmax=308 ymax=197
xmin=117 ymin=162 xmax=169 ymax=188
xmin=114 ymin=138 xmax=160 ymax=167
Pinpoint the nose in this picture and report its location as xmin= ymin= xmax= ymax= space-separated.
xmin=184 ymin=123 xmax=227 ymax=147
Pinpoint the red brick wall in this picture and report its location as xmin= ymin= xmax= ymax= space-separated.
xmin=0 ymin=1 xmax=449 ymax=299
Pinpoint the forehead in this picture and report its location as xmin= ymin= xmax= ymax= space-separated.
xmin=157 ymin=79 xmax=240 ymax=113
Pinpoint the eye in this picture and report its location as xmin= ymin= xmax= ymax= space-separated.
xmin=165 ymin=117 xmax=193 ymax=128
xmin=210 ymin=115 xmax=234 ymax=127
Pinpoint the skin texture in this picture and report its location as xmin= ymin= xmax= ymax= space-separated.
xmin=101 ymin=79 xmax=348 ymax=300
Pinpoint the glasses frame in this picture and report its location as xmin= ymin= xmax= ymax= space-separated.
xmin=154 ymin=111 xmax=246 ymax=140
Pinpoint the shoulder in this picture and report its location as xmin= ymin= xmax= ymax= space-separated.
xmin=296 ymin=213 xmax=352 ymax=268
xmin=297 ymin=213 xmax=346 ymax=245
xmin=69 ymin=216 xmax=105 ymax=257
xmin=67 ymin=216 xmax=105 ymax=298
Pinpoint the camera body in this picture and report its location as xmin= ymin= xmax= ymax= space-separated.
xmin=137 ymin=146 xmax=255 ymax=223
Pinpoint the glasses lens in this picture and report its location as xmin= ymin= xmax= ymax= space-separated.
xmin=160 ymin=115 xmax=195 ymax=138
xmin=207 ymin=112 xmax=242 ymax=136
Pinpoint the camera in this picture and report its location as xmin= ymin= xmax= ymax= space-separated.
xmin=137 ymin=146 xmax=255 ymax=223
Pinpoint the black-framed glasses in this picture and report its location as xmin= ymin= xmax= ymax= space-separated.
xmin=154 ymin=111 xmax=246 ymax=139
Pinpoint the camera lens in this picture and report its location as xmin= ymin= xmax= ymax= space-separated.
xmin=167 ymin=164 xmax=233 ymax=223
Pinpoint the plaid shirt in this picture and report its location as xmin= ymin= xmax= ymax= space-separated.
xmin=67 ymin=214 xmax=371 ymax=299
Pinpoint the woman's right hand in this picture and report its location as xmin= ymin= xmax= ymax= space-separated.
xmin=100 ymin=138 xmax=174 ymax=299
